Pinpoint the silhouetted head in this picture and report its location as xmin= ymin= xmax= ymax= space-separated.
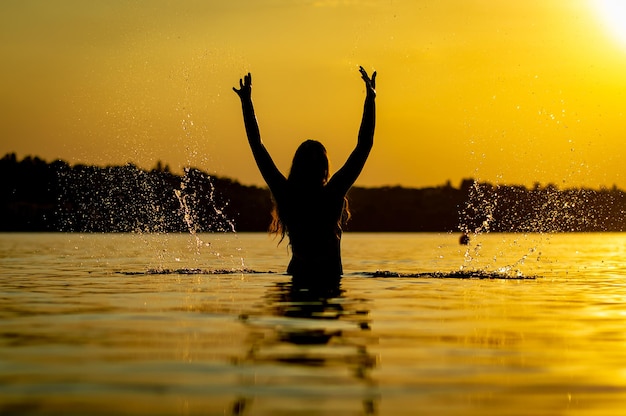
xmin=288 ymin=140 xmax=329 ymax=188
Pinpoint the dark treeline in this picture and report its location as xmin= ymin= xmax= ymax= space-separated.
xmin=1 ymin=153 xmax=625 ymax=233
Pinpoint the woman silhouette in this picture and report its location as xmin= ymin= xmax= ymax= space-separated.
xmin=234 ymin=67 xmax=376 ymax=288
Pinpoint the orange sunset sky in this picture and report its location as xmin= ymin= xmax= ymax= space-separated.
xmin=1 ymin=0 xmax=626 ymax=189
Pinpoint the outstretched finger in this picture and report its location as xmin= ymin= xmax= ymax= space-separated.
xmin=371 ymin=71 xmax=377 ymax=89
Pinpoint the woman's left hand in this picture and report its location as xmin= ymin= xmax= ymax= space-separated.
xmin=359 ymin=66 xmax=376 ymax=97
xmin=233 ymin=72 xmax=253 ymax=101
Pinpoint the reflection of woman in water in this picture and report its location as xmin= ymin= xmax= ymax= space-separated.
xmin=234 ymin=66 xmax=376 ymax=288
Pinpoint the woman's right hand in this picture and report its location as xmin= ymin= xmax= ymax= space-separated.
xmin=233 ymin=73 xmax=252 ymax=100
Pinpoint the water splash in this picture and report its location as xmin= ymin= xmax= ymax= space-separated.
xmin=455 ymin=175 xmax=626 ymax=277
xmin=170 ymin=167 xmax=246 ymax=271
xmin=53 ymin=159 xmax=246 ymax=271
xmin=457 ymin=180 xmax=552 ymax=277
xmin=174 ymin=168 xmax=206 ymax=252
xmin=368 ymin=270 xmax=535 ymax=280
xmin=119 ymin=268 xmax=271 ymax=276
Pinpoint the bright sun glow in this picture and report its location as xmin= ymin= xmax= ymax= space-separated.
xmin=594 ymin=0 xmax=626 ymax=48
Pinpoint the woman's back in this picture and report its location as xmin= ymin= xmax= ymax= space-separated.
xmin=274 ymin=183 xmax=346 ymax=282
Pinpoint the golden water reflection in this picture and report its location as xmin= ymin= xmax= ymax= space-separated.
xmin=3 ymin=233 xmax=626 ymax=415
xmin=235 ymin=281 xmax=379 ymax=415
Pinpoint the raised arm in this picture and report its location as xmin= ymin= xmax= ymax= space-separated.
xmin=233 ymin=73 xmax=286 ymax=190
xmin=329 ymin=66 xmax=377 ymax=193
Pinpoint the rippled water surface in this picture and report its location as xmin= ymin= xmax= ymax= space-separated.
xmin=1 ymin=232 xmax=626 ymax=415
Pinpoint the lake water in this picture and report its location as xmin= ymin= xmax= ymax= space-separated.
xmin=1 ymin=232 xmax=626 ymax=415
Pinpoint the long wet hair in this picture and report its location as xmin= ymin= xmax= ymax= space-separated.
xmin=270 ymin=140 xmax=350 ymax=242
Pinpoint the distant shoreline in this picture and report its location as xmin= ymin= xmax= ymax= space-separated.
xmin=2 ymin=153 xmax=625 ymax=233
